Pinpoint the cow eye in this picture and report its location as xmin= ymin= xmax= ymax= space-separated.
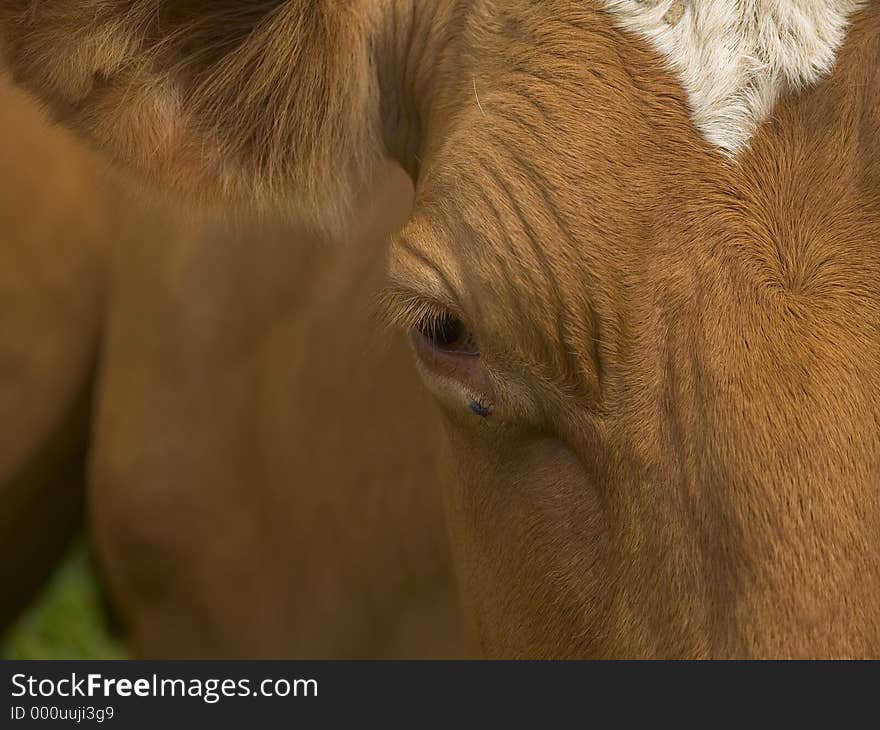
xmin=410 ymin=308 xmax=495 ymax=418
xmin=380 ymin=284 xmax=497 ymax=418
xmin=417 ymin=311 xmax=479 ymax=356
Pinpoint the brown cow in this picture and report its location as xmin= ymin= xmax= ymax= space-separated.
xmin=2 ymin=0 xmax=879 ymax=658
xmin=0 ymin=80 xmax=468 ymax=658
xmin=0 ymin=80 xmax=108 ymax=630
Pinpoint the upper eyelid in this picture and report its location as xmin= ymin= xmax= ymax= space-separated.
xmin=384 ymin=231 xmax=467 ymax=330
xmin=376 ymin=280 xmax=463 ymax=334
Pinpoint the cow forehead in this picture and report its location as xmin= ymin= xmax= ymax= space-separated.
xmin=600 ymin=0 xmax=867 ymax=153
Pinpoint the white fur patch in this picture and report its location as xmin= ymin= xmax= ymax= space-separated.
xmin=601 ymin=0 xmax=867 ymax=153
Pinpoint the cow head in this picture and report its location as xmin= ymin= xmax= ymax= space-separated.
xmin=4 ymin=0 xmax=879 ymax=657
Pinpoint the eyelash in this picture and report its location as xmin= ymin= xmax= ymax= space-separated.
xmin=416 ymin=311 xmax=479 ymax=355
xmin=379 ymin=286 xmax=478 ymax=354
xmin=378 ymin=286 xmax=448 ymax=333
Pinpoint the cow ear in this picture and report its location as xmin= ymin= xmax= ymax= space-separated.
xmin=0 ymin=1 xmax=385 ymax=235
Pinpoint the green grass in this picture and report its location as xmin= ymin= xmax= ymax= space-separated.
xmin=1 ymin=540 xmax=129 ymax=660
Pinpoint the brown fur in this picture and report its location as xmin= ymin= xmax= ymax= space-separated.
xmin=3 ymin=0 xmax=879 ymax=657
xmin=0 ymin=79 xmax=468 ymax=658
xmin=88 ymin=168 xmax=468 ymax=658
xmin=0 ymin=80 xmax=109 ymax=629
xmin=0 ymin=1 xmax=385 ymax=233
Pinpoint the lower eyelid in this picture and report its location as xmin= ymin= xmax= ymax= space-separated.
xmin=410 ymin=331 xmax=497 ymax=414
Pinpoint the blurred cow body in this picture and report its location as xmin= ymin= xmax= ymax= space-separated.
xmin=0 ymin=80 xmax=467 ymax=657
xmin=0 ymin=80 xmax=107 ymax=630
